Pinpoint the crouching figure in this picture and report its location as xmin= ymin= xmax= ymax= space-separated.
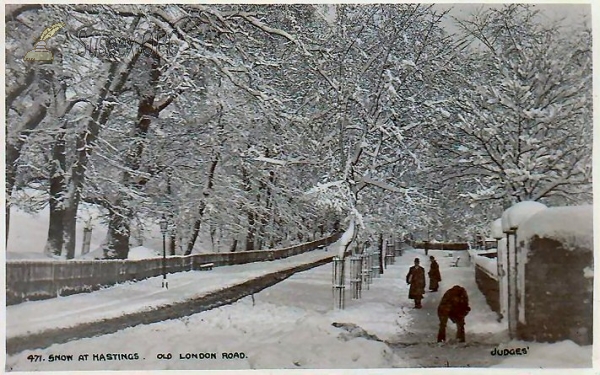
xmin=437 ymin=285 xmax=471 ymax=342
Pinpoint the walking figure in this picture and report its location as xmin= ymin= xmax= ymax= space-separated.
xmin=428 ymin=256 xmax=441 ymax=292
xmin=437 ymin=285 xmax=471 ymax=342
xmin=406 ymin=258 xmax=426 ymax=309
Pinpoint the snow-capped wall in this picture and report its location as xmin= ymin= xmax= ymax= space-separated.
xmin=501 ymin=201 xmax=547 ymax=232
xmin=517 ymin=205 xmax=593 ymax=255
xmin=515 ymin=205 xmax=593 ymax=345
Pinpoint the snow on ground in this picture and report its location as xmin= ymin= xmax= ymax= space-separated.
xmin=116 ymin=246 xmax=162 ymax=260
xmin=5 ymin=247 xmax=592 ymax=370
xmin=398 ymin=249 xmax=506 ymax=342
xmin=6 ymin=249 xmax=335 ymax=339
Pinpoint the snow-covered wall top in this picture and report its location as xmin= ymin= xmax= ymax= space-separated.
xmin=501 ymin=201 xmax=547 ymax=232
xmin=491 ymin=218 xmax=503 ymax=239
xmin=518 ymin=205 xmax=593 ymax=256
xmin=474 ymin=255 xmax=498 ymax=279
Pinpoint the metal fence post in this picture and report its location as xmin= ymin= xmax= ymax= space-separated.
xmin=372 ymin=251 xmax=381 ymax=278
xmin=350 ymin=256 xmax=362 ymax=299
xmin=332 ymin=256 xmax=346 ymax=309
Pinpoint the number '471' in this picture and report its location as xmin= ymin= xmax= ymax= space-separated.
xmin=27 ymin=354 xmax=43 ymax=362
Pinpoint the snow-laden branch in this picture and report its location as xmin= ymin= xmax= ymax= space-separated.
xmin=238 ymin=13 xmax=311 ymax=57
xmin=252 ymin=156 xmax=286 ymax=166
xmin=358 ymin=176 xmax=407 ymax=194
xmin=305 ymin=180 xmax=345 ymax=195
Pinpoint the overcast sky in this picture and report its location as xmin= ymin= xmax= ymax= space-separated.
xmin=436 ymin=3 xmax=591 ymax=35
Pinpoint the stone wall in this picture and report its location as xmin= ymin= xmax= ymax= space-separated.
xmin=517 ymin=237 xmax=593 ymax=345
xmin=6 ymin=234 xmax=342 ymax=305
xmin=474 ymin=265 xmax=501 ymax=316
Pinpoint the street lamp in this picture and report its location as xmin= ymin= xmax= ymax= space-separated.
xmin=159 ymin=214 xmax=168 ymax=289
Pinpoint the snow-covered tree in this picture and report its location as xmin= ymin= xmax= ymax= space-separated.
xmin=6 ymin=4 xmax=475 ymax=260
xmin=433 ymin=5 xmax=592 ymax=206
xmin=294 ymin=5 xmax=466 ymax=253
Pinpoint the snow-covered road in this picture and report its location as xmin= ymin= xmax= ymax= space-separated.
xmin=5 ymin=247 xmax=593 ymax=371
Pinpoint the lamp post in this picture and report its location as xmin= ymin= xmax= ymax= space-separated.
xmin=160 ymin=214 xmax=168 ymax=289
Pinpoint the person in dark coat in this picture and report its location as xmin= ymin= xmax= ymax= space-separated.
xmin=437 ymin=285 xmax=471 ymax=342
xmin=406 ymin=258 xmax=426 ymax=308
xmin=428 ymin=256 xmax=441 ymax=292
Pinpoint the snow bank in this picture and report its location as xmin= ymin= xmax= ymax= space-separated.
xmin=127 ymin=246 xmax=163 ymax=260
xmin=491 ymin=218 xmax=503 ymax=239
xmin=517 ymin=205 xmax=593 ymax=254
xmin=328 ymin=302 xmax=412 ymax=343
xmin=491 ymin=340 xmax=592 ymax=368
xmin=8 ymin=296 xmax=402 ymax=371
xmin=501 ymin=201 xmax=547 ymax=232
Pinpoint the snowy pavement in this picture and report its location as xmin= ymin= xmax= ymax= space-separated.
xmin=6 ymin=248 xmax=335 ymax=339
xmin=5 ymin=247 xmax=593 ymax=370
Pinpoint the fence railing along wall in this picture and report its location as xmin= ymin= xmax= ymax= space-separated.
xmin=6 ymin=233 xmax=342 ymax=306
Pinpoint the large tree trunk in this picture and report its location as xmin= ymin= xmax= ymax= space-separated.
xmin=61 ymin=204 xmax=78 ymax=259
xmin=44 ymin=125 xmax=67 ymax=257
xmin=103 ymin=96 xmax=156 ymax=259
xmin=184 ymin=105 xmax=223 ymax=254
xmin=230 ymin=239 xmax=238 ymax=253
xmin=185 ymin=202 xmax=204 ymax=255
xmin=104 ymin=205 xmax=131 ymax=259
xmin=5 ymin=142 xmax=19 ymax=245
xmin=103 ymin=51 xmax=181 ymax=259
xmin=184 ymin=156 xmax=219 ymax=255
xmin=66 ymin=53 xmax=141 ymax=259
xmin=40 ymin=19 xmax=143 ymax=259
